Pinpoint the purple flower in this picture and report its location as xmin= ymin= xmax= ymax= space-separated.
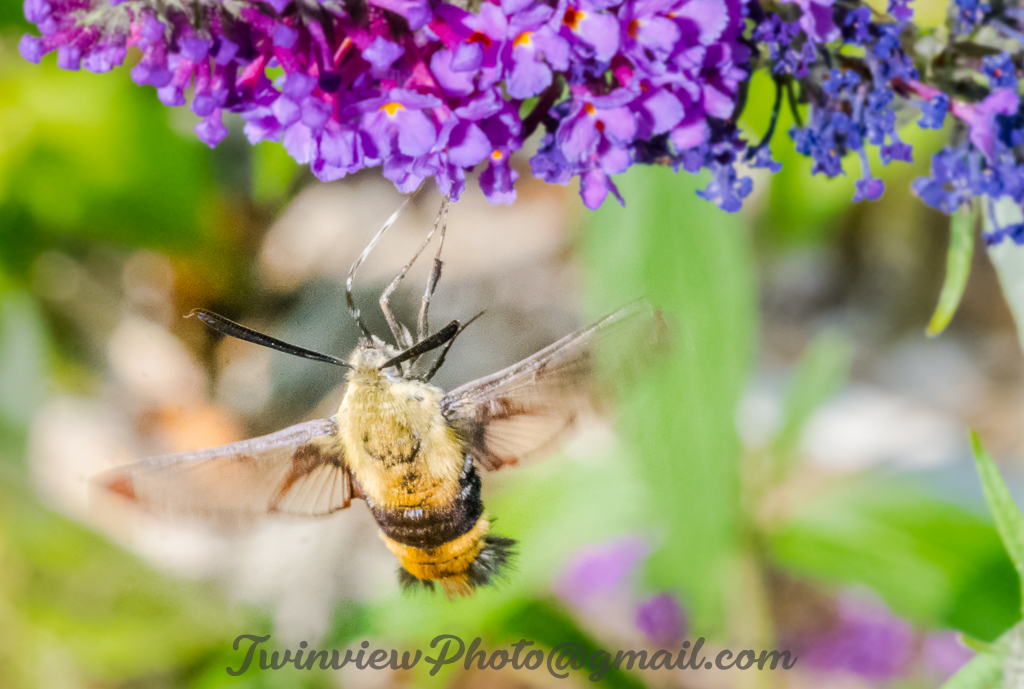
xmin=18 ymin=0 xmax=750 ymax=210
xmin=779 ymin=0 xmax=840 ymax=44
xmin=888 ymin=0 xmax=914 ymax=22
xmin=802 ymin=595 xmax=915 ymax=682
xmin=503 ymin=4 xmax=570 ymax=98
xmin=963 ymin=88 xmax=1021 ymax=161
xmin=359 ymin=90 xmax=443 ymax=158
xmin=560 ymin=0 xmax=622 ymax=62
xmin=922 ymin=632 xmax=975 ymax=681
xmin=553 ymin=538 xmax=647 ymax=607
xmin=635 ymin=594 xmax=687 ymax=644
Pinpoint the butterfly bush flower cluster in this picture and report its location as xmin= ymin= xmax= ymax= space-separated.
xmin=19 ymin=0 xmax=747 ymax=209
xmin=17 ymin=0 xmax=1024 ymax=224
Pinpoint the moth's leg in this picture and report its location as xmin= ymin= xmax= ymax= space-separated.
xmin=347 ymin=193 xmax=417 ymax=340
xmin=416 ymin=195 xmax=450 ymax=344
xmin=379 ymin=211 xmax=441 ymax=350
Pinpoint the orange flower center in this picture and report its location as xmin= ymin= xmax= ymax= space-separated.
xmin=563 ymin=8 xmax=585 ymax=29
xmin=380 ymin=102 xmax=404 ymax=116
xmin=584 ymin=102 xmax=596 ymax=115
xmin=491 ymin=149 xmax=504 ymax=160
xmin=513 ymin=31 xmax=532 ymax=47
xmin=627 ymin=19 xmax=641 ymax=38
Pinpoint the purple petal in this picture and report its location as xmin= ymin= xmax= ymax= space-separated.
xmin=19 ymin=35 xmax=43 ymax=64
xmin=802 ymin=596 xmax=914 ymax=682
xmin=192 ymin=93 xmax=218 ymax=117
xmin=574 ymin=12 xmax=621 ymax=61
xmin=195 ymin=111 xmax=228 ymax=148
xmin=598 ymin=106 xmax=637 ymax=144
xmin=670 ymin=117 xmax=709 ymax=150
xmin=451 ymin=41 xmax=484 ymax=72
xmin=301 ymin=97 xmax=332 ymax=133
xmin=396 ymin=109 xmax=437 ymax=156
xmin=804 ymin=0 xmax=840 ymax=42
xmin=367 ymin=0 xmax=432 ymax=30
xmin=560 ymin=116 xmax=600 ymax=160
xmin=634 ymin=89 xmax=684 ymax=138
xmin=479 ymin=155 xmax=518 ymax=204
xmin=282 ymin=72 xmax=317 ymax=100
xmin=853 ymin=177 xmax=885 ymax=201
xmin=554 ymin=538 xmax=647 ymax=606
xmin=580 ymin=169 xmax=620 ymax=209
xmin=447 ymin=122 xmax=490 ymax=167
xmin=56 ymin=45 xmax=81 ymax=71
xmin=922 ymin=633 xmax=974 ymax=681
xmin=140 ymin=16 xmax=165 ymax=43
xmin=363 ymin=36 xmax=405 ymax=70
xmin=507 ymin=56 xmax=552 ymax=99
xmin=23 ymin=0 xmax=51 ymax=25
xmin=83 ymin=44 xmax=127 ymax=73
xmin=392 ymin=89 xmax=443 ymax=111
xmin=672 ymin=0 xmax=727 ymax=44
xmin=702 ymin=84 xmax=735 ymax=119
xmin=284 ymin=123 xmax=315 ymax=164
xmin=633 ymin=17 xmax=680 ymax=57
xmin=271 ymin=96 xmax=301 ymax=127
xmin=599 ymin=141 xmax=632 ymax=175
xmin=131 ymin=61 xmax=173 ymax=88
xmin=273 ymin=24 xmax=298 ymax=49
xmin=533 ymin=31 xmax=571 ymax=70
xmin=213 ymin=38 xmax=239 ymax=65
xmin=179 ymin=38 xmax=211 ymax=63
xmin=430 ymin=50 xmax=475 ymax=97
xmin=502 ymin=0 xmax=535 ymax=13
xmin=636 ymin=594 xmax=687 ymax=644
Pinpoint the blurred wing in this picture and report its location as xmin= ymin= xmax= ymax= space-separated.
xmin=94 ymin=416 xmax=360 ymax=521
xmin=441 ymin=299 xmax=664 ymax=470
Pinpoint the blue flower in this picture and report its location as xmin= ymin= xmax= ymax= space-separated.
xmin=918 ymin=93 xmax=949 ymax=129
xmin=983 ymin=53 xmax=1019 ymax=91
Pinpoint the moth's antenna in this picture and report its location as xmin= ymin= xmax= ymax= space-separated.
xmin=188 ymin=309 xmax=352 ymax=369
xmin=346 ymin=194 xmax=417 ymax=339
xmin=417 ymin=195 xmax=450 ymax=343
xmin=379 ymin=320 xmax=460 ymax=371
xmin=421 ymin=310 xmax=484 ymax=382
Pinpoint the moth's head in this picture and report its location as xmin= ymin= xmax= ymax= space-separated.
xmin=347 ymin=337 xmax=402 ymax=381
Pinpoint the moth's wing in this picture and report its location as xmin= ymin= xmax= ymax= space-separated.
xmin=440 ymin=299 xmax=665 ymax=470
xmin=93 ymin=416 xmax=360 ymax=521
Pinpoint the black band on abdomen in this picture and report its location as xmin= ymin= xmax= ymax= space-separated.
xmin=370 ymin=457 xmax=483 ymax=550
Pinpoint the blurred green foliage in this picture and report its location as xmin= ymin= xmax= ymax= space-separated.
xmin=585 ymin=165 xmax=756 ymax=634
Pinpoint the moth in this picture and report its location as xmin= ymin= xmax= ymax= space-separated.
xmin=96 ymin=196 xmax=663 ymax=598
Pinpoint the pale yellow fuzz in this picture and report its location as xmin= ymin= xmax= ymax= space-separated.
xmin=381 ymin=517 xmax=491 ymax=598
xmin=336 ymin=352 xmax=466 ymax=511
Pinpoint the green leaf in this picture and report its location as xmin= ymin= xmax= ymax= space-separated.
xmin=769 ymin=477 xmax=1021 ymax=641
xmin=584 ymin=165 xmax=756 ymax=634
xmin=927 ymin=201 xmax=976 ymax=336
xmin=770 ymin=331 xmax=853 ymax=475
xmin=970 ymin=432 xmax=1024 ymax=614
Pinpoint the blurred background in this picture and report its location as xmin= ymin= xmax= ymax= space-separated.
xmin=1 ymin=3 xmax=1022 ymax=687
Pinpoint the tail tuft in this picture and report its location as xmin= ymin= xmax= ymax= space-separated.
xmin=397 ymin=567 xmax=435 ymax=592
xmin=466 ymin=534 xmax=517 ymax=588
